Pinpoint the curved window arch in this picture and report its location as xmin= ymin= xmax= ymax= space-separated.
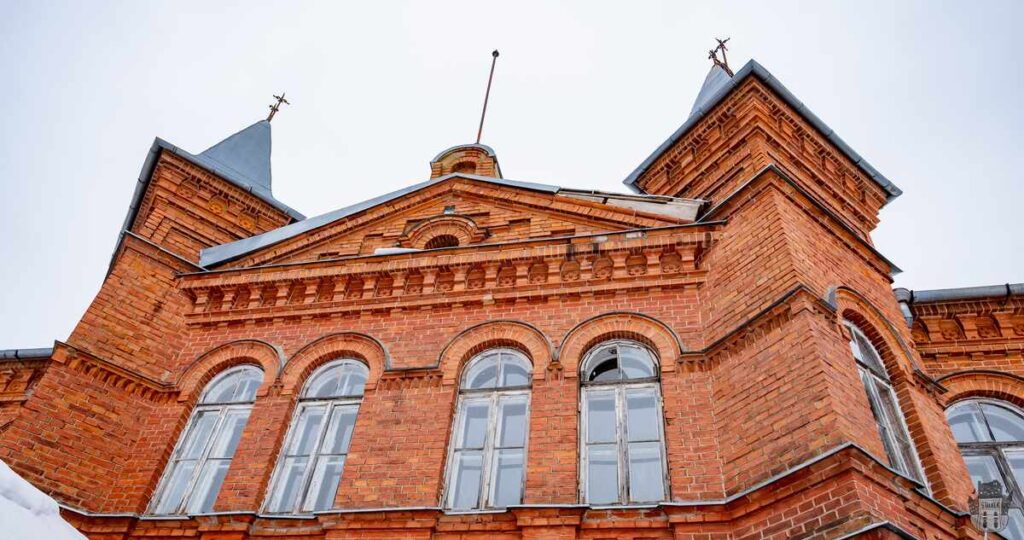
xmin=444 ymin=349 xmax=531 ymax=510
xmin=579 ymin=340 xmax=667 ymax=505
xmin=844 ymin=321 xmax=925 ymax=484
xmin=150 ymin=366 xmax=262 ymax=515
xmin=265 ymin=360 xmax=368 ymax=514
xmin=947 ymin=399 xmax=1024 ymax=538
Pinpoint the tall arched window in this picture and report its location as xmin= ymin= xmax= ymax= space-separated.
xmin=264 ymin=360 xmax=368 ymax=514
xmin=947 ymin=399 xmax=1024 ymax=539
xmin=580 ymin=340 xmax=667 ymax=505
xmin=150 ymin=366 xmax=262 ymax=515
xmin=844 ymin=320 xmax=925 ymax=484
xmin=444 ymin=349 xmax=531 ymax=511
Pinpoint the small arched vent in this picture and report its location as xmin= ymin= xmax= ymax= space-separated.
xmin=424 ymin=234 xmax=460 ymax=249
xmin=452 ymin=161 xmax=477 ymax=174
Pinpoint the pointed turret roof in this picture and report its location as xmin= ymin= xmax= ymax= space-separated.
xmin=199 ymin=120 xmax=273 ymax=191
xmin=623 ymin=60 xmax=903 ymax=203
xmin=690 ymin=64 xmax=732 ymax=116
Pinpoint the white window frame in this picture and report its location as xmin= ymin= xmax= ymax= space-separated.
xmin=844 ymin=320 xmax=927 ymax=486
xmin=578 ymin=340 xmax=669 ymax=506
xmin=442 ymin=348 xmax=532 ymax=512
xmin=148 ymin=366 xmax=261 ymax=515
xmin=262 ymin=359 xmax=368 ymax=515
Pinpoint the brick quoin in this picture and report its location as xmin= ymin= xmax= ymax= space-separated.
xmin=1 ymin=58 xmax=1018 ymax=539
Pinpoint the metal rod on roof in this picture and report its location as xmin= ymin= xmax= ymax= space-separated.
xmin=475 ymin=50 xmax=500 ymax=144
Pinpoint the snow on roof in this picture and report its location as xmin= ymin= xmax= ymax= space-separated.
xmin=0 ymin=459 xmax=85 ymax=540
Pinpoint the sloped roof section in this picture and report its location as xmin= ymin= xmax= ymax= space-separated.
xmin=199 ymin=120 xmax=273 ymax=191
xmin=624 ymin=59 xmax=903 ymax=204
xmin=199 ymin=173 xmax=703 ymax=267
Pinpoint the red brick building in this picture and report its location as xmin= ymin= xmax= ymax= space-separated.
xmin=2 ymin=58 xmax=1022 ymax=539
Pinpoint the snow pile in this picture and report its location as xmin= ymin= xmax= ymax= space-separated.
xmin=0 ymin=459 xmax=85 ymax=540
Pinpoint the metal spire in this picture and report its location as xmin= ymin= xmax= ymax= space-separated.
xmin=475 ymin=50 xmax=500 ymax=144
xmin=267 ymin=92 xmax=290 ymax=122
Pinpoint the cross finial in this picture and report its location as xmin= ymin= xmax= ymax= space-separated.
xmin=708 ymin=37 xmax=733 ymax=76
xmin=267 ymin=92 xmax=290 ymax=122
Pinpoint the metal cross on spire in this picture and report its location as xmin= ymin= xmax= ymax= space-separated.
xmin=266 ymin=92 xmax=290 ymax=122
xmin=708 ymin=37 xmax=734 ymax=76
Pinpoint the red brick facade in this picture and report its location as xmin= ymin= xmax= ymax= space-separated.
xmin=1 ymin=59 xmax=1019 ymax=539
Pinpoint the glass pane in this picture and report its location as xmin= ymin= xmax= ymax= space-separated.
xmin=626 ymin=389 xmax=659 ymax=442
xmin=208 ymin=409 xmax=250 ymax=458
xmin=233 ymin=372 xmax=261 ymax=402
xmin=186 ymin=459 xmax=230 ymax=514
xmin=340 ymin=365 xmax=368 ymax=396
xmin=203 ymin=376 xmax=239 ymax=404
xmin=489 ymin=448 xmax=524 ymax=507
xmin=322 ymin=406 xmax=358 ymax=454
xmin=861 ymin=371 xmax=902 ymax=471
xmin=947 ymin=402 xmax=992 ymax=442
xmin=587 ymin=444 xmax=619 ymax=504
xmin=873 ymin=380 xmax=917 ymax=477
xmin=465 ymin=357 xmax=499 ymax=389
xmin=153 ymin=460 xmax=196 ymax=514
xmin=586 ymin=391 xmax=617 ymax=444
xmin=589 ymin=359 xmax=621 ymax=382
xmin=497 ymin=397 xmax=527 ymax=448
xmin=179 ymin=411 xmax=219 ymax=460
xmin=627 ymin=441 xmax=665 ymax=502
xmin=303 ymin=455 xmax=345 ymax=512
xmin=619 ymin=345 xmax=655 ymax=379
xmin=1005 ymin=450 xmax=1024 ymax=493
xmin=1006 ymin=509 xmax=1024 ymax=540
xmin=450 ymin=451 xmax=483 ymax=510
xmin=982 ymin=403 xmax=1024 ymax=442
xmin=457 ymin=400 xmax=490 ymax=449
xmin=854 ymin=332 xmax=887 ymax=377
xmin=267 ymin=456 xmax=310 ymax=513
xmin=289 ymin=406 xmax=327 ymax=456
xmin=963 ymin=453 xmax=1005 ymax=488
xmin=500 ymin=357 xmax=530 ymax=387
xmin=306 ymin=366 xmax=343 ymax=398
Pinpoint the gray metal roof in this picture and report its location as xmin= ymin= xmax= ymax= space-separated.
xmin=198 ymin=172 xmax=704 ymax=268
xmin=894 ymin=283 xmax=1024 ymax=304
xmin=623 ymin=59 xmax=903 ymax=204
xmin=199 ymin=120 xmax=273 ymax=191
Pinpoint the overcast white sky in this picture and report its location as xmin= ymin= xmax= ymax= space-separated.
xmin=1 ymin=1 xmax=1021 ymax=349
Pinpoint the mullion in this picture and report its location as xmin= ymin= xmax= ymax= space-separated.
xmin=478 ymin=392 xmax=499 ymax=508
xmin=616 ymin=386 xmax=629 ymax=504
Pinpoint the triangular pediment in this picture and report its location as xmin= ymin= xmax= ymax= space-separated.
xmin=202 ymin=174 xmax=700 ymax=268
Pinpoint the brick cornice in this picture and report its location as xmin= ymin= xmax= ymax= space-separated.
xmin=50 ymin=341 xmax=178 ymax=401
xmin=178 ymin=226 xmax=716 ymax=327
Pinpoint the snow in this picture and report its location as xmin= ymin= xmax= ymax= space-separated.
xmin=0 ymin=459 xmax=85 ymax=540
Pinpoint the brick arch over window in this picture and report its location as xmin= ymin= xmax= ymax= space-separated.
xmin=438 ymin=320 xmax=553 ymax=385
xmin=826 ymin=286 xmax=921 ymax=381
xmin=939 ymin=371 xmax=1024 ymax=411
xmin=176 ymin=339 xmax=283 ymax=403
xmin=280 ymin=333 xmax=389 ymax=395
xmin=403 ymin=215 xmax=483 ymax=249
xmin=558 ymin=312 xmax=684 ymax=378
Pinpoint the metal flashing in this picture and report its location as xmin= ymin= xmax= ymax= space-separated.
xmin=895 ymin=283 xmax=1024 ymax=304
xmin=623 ymin=59 xmax=903 ymax=204
xmin=0 ymin=347 xmax=53 ymax=360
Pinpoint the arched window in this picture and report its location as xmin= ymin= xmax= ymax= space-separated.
xmin=579 ymin=340 xmax=667 ymax=505
xmin=425 ymin=234 xmax=460 ymax=249
xmin=444 ymin=349 xmax=531 ymax=511
xmin=264 ymin=360 xmax=368 ymax=514
xmin=844 ymin=321 xmax=925 ymax=484
xmin=947 ymin=399 xmax=1024 ymax=539
xmin=150 ymin=366 xmax=262 ymax=515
